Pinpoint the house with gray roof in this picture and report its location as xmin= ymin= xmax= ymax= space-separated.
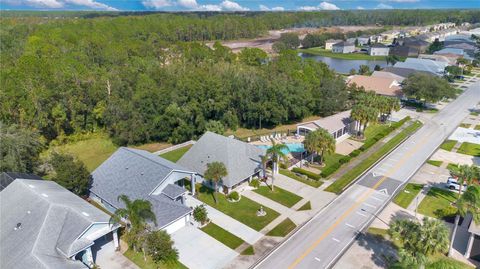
xmin=0 ymin=178 xmax=118 ymax=269
xmin=332 ymin=41 xmax=355 ymax=54
xmin=177 ymin=132 xmax=266 ymax=193
xmin=368 ymin=43 xmax=390 ymax=56
xmin=394 ymin=58 xmax=448 ymax=76
xmin=90 ymin=147 xmax=196 ymax=234
xmin=296 ymin=110 xmax=354 ymax=142
xmin=0 ymin=171 xmax=42 ymax=191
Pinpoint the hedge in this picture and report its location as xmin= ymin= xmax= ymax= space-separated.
xmin=291 ymin=167 xmax=321 ymax=180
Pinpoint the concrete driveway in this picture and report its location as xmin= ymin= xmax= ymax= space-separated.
xmin=449 ymin=127 xmax=480 ymax=144
xmin=172 ymin=225 xmax=238 ymax=269
xmin=93 ymin=234 xmax=139 ymax=269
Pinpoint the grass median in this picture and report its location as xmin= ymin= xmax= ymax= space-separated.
xmin=325 ymin=121 xmax=423 ymax=194
xmin=393 ymin=183 xmax=424 ymax=208
xmin=253 ymin=185 xmax=303 ymax=208
xmin=200 ymin=222 xmax=244 ymax=249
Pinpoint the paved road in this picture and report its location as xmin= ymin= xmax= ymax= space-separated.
xmin=255 ymin=80 xmax=480 ymax=269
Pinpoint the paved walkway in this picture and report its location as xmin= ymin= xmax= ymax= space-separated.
xmin=95 ymin=238 xmax=139 ymax=269
xmin=431 ymin=149 xmax=480 ymax=166
xmin=185 ymin=196 xmax=263 ymax=245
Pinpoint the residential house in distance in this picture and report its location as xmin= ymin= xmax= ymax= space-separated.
xmin=435 ymin=48 xmax=474 ymax=61
xmin=382 ymin=66 xmax=435 ymax=79
xmin=394 ymin=58 xmax=448 ymax=76
xmin=296 ymin=110 xmax=354 ymax=142
xmin=325 ymin=39 xmax=342 ymax=50
xmin=382 ymin=30 xmax=400 ymax=42
xmin=177 ymin=131 xmax=265 ymax=193
xmin=0 ymin=178 xmax=119 ymax=269
xmin=0 ymin=172 xmax=42 ymax=191
xmin=90 ymin=147 xmax=195 ymax=234
xmin=347 ymin=75 xmax=403 ymax=98
xmin=332 ymin=41 xmax=355 ymax=54
xmin=402 ymin=38 xmax=430 ymax=53
xmin=357 ymin=36 xmax=370 ymax=46
xmin=371 ymin=70 xmax=406 ymax=83
xmin=390 ymin=46 xmax=420 ymax=57
xmin=418 ymin=54 xmax=458 ymax=65
xmin=368 ymin=43 xmax=390 ymax=56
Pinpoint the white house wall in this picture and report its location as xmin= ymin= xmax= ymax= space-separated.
xmin=164 ymin=215 xmax=189 ymax=234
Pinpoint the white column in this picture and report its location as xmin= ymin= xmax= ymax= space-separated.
xmin=113 ymin=229 xmax=119 ymax=251
xmin=464 ymin=232 xmax=475 ymax=258
xmin=190 ymin=174 xmax=195 ymax=195
xmin=85 ymin=247 xmax=94 ymax=267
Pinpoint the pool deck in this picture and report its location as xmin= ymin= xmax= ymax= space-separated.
xmin=249 ymin=136 xmax=304 ymax=146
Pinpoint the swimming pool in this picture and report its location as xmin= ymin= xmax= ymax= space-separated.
xmin=256 ymin=143 xmax=305 ymax=154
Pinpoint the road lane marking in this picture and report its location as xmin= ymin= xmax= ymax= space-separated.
xmin=314 ymin=257 xmax=321 ymax=262
xmin=345 ymin=223 xmax=355 ymax=228
xmin=332 ymin=238 xmax=340 ymax=242
xmin=370 ymin=196 xmax=382 ymax=202
xmin=356 ymin=211 xmax=367 ymax=217
xmin=364 ymin=203 xmax=376 ymax=208
xmin=287 ymin=127 xmax=432 ymax=269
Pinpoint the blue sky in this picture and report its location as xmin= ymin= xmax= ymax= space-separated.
xmin=1 ymin=0 xmax=479 ymax=12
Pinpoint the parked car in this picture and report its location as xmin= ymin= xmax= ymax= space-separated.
xmin=446 ymin=177 xmax=467 ymax=191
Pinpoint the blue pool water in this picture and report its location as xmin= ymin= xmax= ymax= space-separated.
xmin=256 ymin=143 xmax=305 ymax=154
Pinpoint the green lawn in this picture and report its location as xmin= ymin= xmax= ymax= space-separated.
xmin=426 ymin=160 xmax=443 ymax=167
xmin=196 ymin=185 xmax=280 ymax=231
xmin=364 ymin=123 xmax=392 ymax=141
xmin=124 ymin=249 xmax=187 ymax=269
xmin=279 ymin=168 xmax=323 ymax=188
xmin=241 ymin=245 xmax=255 ymax=255
xmin=43 ymin=133 xmax=118 ymax=172
xmin=253 ymin=185 xmax=303 ymax=208
xmin=457 ymin=142 xmax=480 ymax=156
xmin=426 ymin=254 xmax=475 ymax=269
xmin=460 ymin=123 xmax=471 ymax=128
xmin=266 ymin=218 xmax=297 ymax=237
xmin=200 ymin=222 xmax=244 ymax=249
xmin=299 ymin=47 xmax=387 ymax=61
xmin=417 ymin=187 xmax=457 ymax=219
xmin=393 ymin=183 xmax=424 ymax=208
xmin=298 ymin=201 xmax=311 ymax=211
xmin=440 ymin=140 xmax=457 ymax=151
xmin=447 ymin=163 xmax=459 ymax=173
xmin=159 ymin=145 xmax=192 ymax=162
xmin=325 ymin=121 xmax=422 ymax=194
xmin=475 ymin=125 xmax=480 ymax=131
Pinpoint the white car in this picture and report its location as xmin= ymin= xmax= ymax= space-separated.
xmin=446 ymin=177 xmax=467 ymax=191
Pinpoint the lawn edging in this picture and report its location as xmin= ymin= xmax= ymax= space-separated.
xmin=325 ymin=120 xmax=422 ymax=194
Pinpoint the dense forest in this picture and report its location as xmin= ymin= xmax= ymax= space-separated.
xmin=1 ymin=10 xmax=479 ymax=145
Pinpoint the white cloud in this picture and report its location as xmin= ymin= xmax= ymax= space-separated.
xmin=357 ymin=6 xmax=365 ymax=9
xmin=220 ymin=0 xmax=249 ymax=11
xmin=177 ymin=0 xmax=197 ymax=8
xmin=259 ymin=4 xmax=284 ymax=11
xmin=142 ymin=0 xmax=172 ymax=8
xmin=4 ymin=0 xmax=116 ymax=9
xmin=299 ymin=1 xmax=340 ymax=11
xmin=375 ymin=3 xmax=393 ymax=9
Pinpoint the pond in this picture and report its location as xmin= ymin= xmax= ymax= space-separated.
xmin=299 ymin=53 xmax=388 ymax=74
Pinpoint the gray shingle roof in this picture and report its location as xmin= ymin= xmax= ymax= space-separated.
xmin=177 ymin=132 xmax=266 ymax=188
xmin=0 ymin=172 xmax=42 ymax=191
xmin=90 ymin=147 xmax=193 ymax=228
xmin=162 ymin=184 xmax=187 ymax=199
xmin=0 ymin=179 xmax=111 ymax=269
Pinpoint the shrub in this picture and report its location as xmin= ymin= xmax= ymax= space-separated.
xmin=250 ymin=179 xmax=260 ymax=188
xmin=279 ymin=162 xmax=288 ymax=169
xmin=193 ymin=205 xmax=209 ymax=224
xmin=292 ymin=167 xmax=321 ymax=180
xmin=227 ymin=191 xmax=240 ymax=201
xmin=349 ymin=149 xmax=361 ymax=157
xmin=339 ymin=156 xmax=351 ymax=164
xmin=320 ymin=163 xmax=341 ymax=178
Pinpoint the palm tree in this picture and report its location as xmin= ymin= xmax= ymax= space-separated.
xmin=266 ymin=139 xmax=288 ymax=191
xmin=260 ymin=155 xmax=269 ymax=179
xmin=448 ymin=184 xmax=480 ymax=256
xmin=420 ymin=217 xmax=450 ymax=256
xmin=204 ymin=161 xmax=228 ymax=204
xmin=303 ymin=129 xmax=335 ymax=165
xmin=110 ymin=195 xmax=157 ymax=231
xmin=350 ymin=104 xmax=368 ymax=137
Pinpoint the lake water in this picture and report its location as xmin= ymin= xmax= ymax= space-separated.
xmin=299 ymin=53 xmax=388 ymax=74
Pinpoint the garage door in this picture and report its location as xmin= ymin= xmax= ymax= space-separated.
xmin=165 ymin=215 xmax=188 ymax=234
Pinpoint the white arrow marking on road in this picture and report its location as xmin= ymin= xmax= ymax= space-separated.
xmin=378 ymin=188 xmax=389 ymax=195
xmin=314 ymin=257 xmax=321 ymax=262
xmin=372 ymin=172 xmax=376 ymax=177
